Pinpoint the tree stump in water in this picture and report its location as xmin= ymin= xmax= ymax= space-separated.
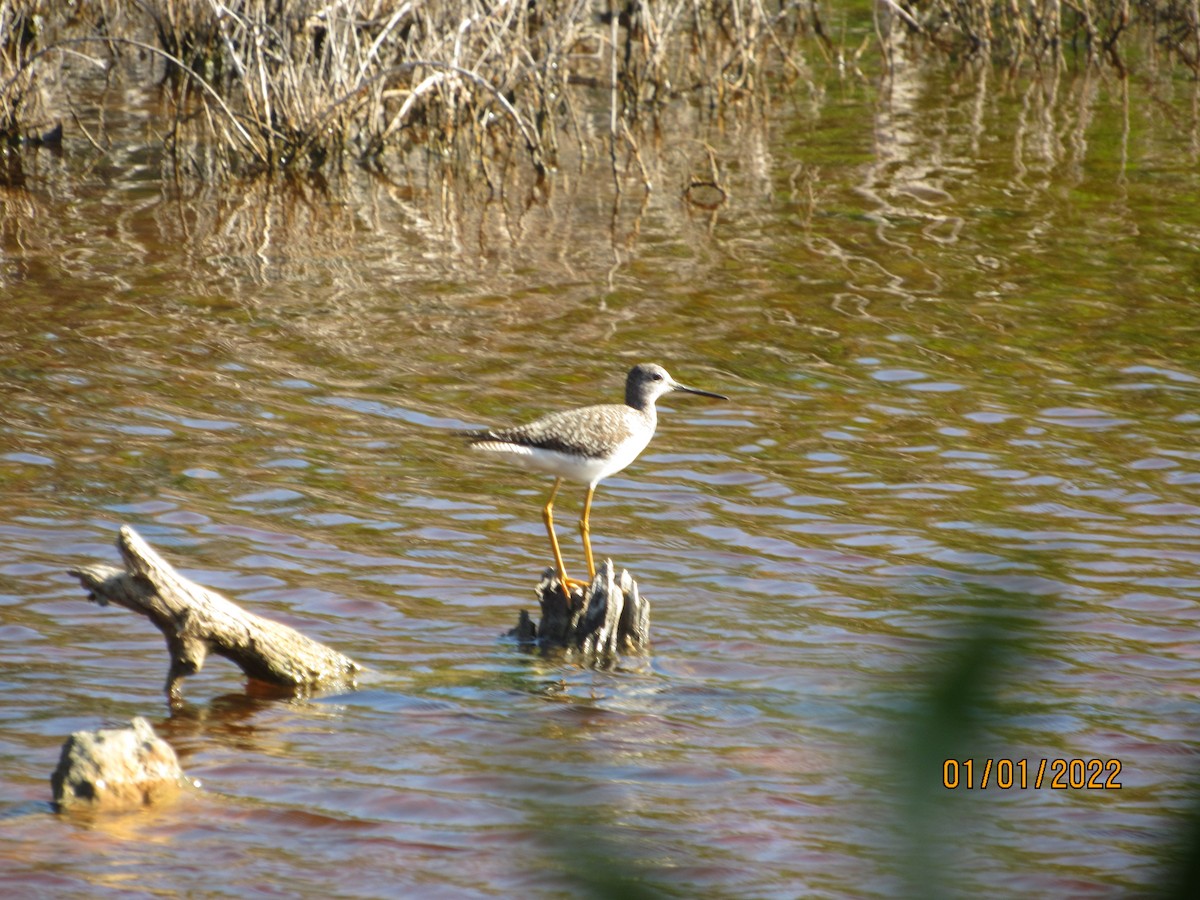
xmin=509 ymin=560 xmax=650 ymax=659
xmin=69 ymin=526 xmax=360 ymax=704
xmin=52 ymin=717 xmax=185 ymax=812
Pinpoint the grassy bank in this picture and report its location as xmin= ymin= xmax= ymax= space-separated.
xmin=1 ymin=0 xmax=1197 ymax=182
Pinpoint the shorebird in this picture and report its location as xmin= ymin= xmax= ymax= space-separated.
xmin=469 ymin=363 xmax=727 ymax=591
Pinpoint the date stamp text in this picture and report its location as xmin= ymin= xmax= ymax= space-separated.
xmin=943 ymin=758 xmax=1122 ymax=790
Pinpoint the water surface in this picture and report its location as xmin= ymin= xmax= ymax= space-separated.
xmin=2 ymin=58 xmax=1200 ymax=897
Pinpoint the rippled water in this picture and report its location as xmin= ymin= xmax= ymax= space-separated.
xmin=3 ymin=59 xmax=1200 ymax=897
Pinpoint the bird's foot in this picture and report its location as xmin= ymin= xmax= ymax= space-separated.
xmin=558 ymin=575 xmax=591 ymax=597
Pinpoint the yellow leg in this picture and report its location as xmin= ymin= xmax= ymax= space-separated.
xmin=543 ymin=478 xmax=587 ymax=592
xmin=579 ymin=483 xmax=597 ymax=580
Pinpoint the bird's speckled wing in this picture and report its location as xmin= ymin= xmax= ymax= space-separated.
xmin=471 ymin=403 xmax=641 ymax=460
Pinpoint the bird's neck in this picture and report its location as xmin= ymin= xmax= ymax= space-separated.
xmin=626 ymin=387 xmax=658 ymax=413
xmin=628 ymin=400 xmax=657 ymax=425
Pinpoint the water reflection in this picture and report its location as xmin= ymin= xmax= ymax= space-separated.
xmin=2 ymin=58 xmax=1200 ymax=897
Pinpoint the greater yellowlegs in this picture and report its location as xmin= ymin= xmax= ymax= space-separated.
xmin=470 ymin=363 xmax=727 ymax=591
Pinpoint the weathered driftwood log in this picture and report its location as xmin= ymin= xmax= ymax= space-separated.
xmin=509 ymin=560 xmax=650 ymax=659
xmin=69 ymin=526 xmax=361 ymax=703
xmin=52 ymin=717 xmax=185 ymax=812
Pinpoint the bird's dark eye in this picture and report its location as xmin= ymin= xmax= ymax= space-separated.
xmin=651 ymin=372 xmax=663 ymax=381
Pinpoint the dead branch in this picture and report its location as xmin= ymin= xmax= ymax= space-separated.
xmin=69 ymin=526 xmax=360 ymax=704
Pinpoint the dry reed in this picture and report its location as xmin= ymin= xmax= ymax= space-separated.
xmin=1 ymin=0 xmax=1198 ymax=183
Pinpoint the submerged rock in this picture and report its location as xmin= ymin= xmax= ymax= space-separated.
xmin=51 ymin=717 xmax=185 ymax=812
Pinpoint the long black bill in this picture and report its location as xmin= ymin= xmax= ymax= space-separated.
xmin=674 ymin=382 xmax=729 ymax=401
